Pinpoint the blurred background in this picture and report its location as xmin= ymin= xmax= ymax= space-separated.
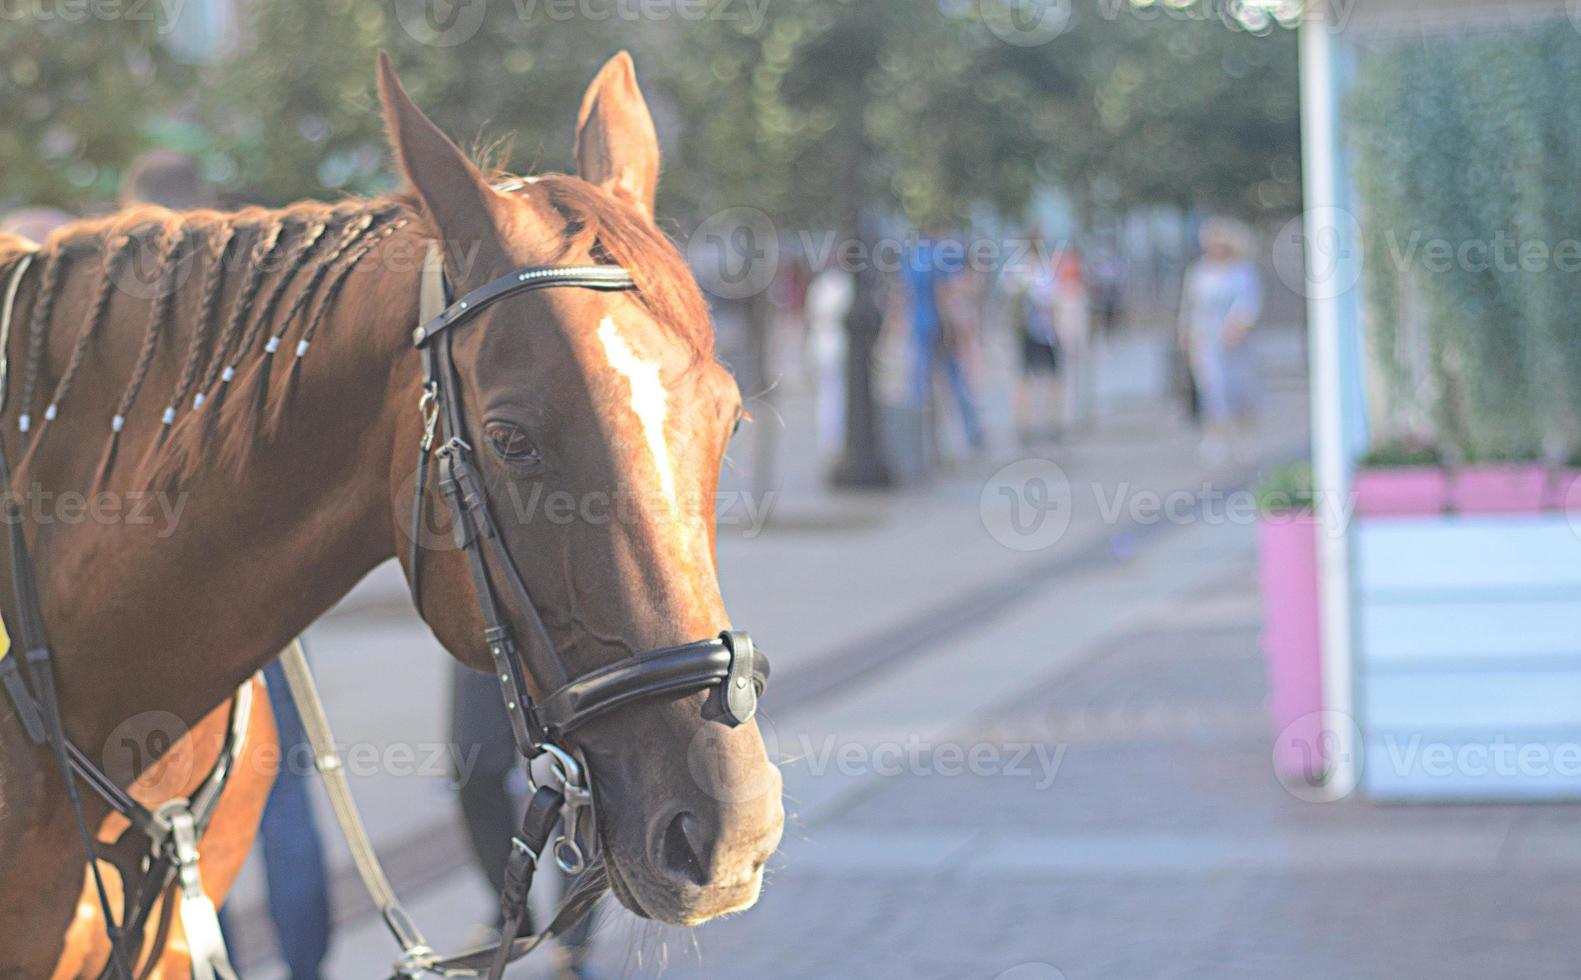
xmin=9 ymin=0 xmax=1581 ymax=977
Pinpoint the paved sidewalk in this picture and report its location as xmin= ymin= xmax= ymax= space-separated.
xmin=605 ymin=526 xmax=1581 ymax=979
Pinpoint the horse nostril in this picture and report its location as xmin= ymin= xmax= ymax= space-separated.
xmin=660 ymin=810 xmax=708 ymax=887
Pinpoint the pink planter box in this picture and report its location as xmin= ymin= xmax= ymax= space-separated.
xmin=1353 ymin=467 xmax=1449 ymax=517
xmin=1257 ymin=514 xmax=1325 ymax=783
xmin=1451 ymin=464 xmax=1548 ymax=514
xmin=1356 ymin=464 xmax=1556 ymax=516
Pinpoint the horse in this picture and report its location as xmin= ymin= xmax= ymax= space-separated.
xmin=0 ymin=51 xmax=785 ymax=976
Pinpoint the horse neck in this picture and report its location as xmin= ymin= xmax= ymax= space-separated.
xmin=0 ymin=216 xmax=424 ymax=740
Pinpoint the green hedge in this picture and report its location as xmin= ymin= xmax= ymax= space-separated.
xmin=1349 ymin=29 xmax=1581 ymax=462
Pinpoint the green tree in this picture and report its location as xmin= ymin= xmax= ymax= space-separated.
xmin=0 ymin=15 xmax=191 ymax=210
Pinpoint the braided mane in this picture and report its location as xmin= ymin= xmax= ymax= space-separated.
xmin=4 ymin=198 xmax=409 ymax=488
xmin=0 ymin=170 xmax=710 ymax=491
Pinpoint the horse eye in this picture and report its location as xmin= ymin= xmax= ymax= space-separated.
xmin=483 ymin=421 xmax=541 ymax=466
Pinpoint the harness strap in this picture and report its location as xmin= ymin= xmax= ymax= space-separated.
xmin=277 ymin=639 xmax=430 ymax=956
xmin=0 ymin=250 xmax=37 ymax=413
xmin=280 ymin=639 xmax=595 ymax=980
xmin=408 ymin=245 xmax=447 ymax=607
xmin=487 ymin=783 xmax=563 ymax=980
xmin=169 ymin=806 xmax=239 ymax=980
xmin=110 ymin=683 xmax=254 ymax=979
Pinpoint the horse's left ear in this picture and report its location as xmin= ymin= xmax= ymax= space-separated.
xmin=377 ymin=51 xmax=501 ymax=261
xmin=575 ymin=52 xmax=660 ymax=219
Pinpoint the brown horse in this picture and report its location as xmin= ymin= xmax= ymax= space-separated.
xmin=0 ymin=52 xmax=784 ymax=975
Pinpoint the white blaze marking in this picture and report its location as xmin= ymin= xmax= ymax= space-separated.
xmin=597 ymin=317 xmax=677 ymax=510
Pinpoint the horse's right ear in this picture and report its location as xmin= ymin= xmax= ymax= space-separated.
xmin=377 ymin=51 xmax=498 ymax=263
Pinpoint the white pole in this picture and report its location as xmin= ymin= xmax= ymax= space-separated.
xmin=1299 ymin=3 xmax=1359 ymax=799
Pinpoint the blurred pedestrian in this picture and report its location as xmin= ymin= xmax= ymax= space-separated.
xmin=451 ymin=663 xmax=599 ymax=977
xmin=1005 ymin=235 xmax=1061 ymax=444
xmin=250 ymin=658 xmax=332 ymax=979
xmin=1090 ymin=244 xmax=1128 ymax=336
xmin=120 ymin=149 xmax=217 ymax=211
xmin=1178 ymin=217 xmax=1263 ymax=466
xmin=904 ymin=232 xmax=984 ymax=453
xmin=804 ymin=265 xmax=852 ymax=457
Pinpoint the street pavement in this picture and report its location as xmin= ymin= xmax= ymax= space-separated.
xmin=228 ymin=323 xmax=1581 ymax=979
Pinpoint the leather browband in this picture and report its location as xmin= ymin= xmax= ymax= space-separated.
xmin=413 ymin=264 xmax=635 ymax=347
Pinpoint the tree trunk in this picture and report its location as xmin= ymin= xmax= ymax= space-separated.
xmin=829 ymin=102 xmax=893 ymax=489
xmin=748 ymin=288 xmax=777 ymax=501
xmin=829 ymin=264 xmax=892 ymax=488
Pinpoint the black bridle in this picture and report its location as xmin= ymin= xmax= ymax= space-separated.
xmin=403 ymin=246 xmax=768 ymax=978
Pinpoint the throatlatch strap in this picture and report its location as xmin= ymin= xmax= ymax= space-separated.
xmin=407 ymin=244 xmax=448 ymax=609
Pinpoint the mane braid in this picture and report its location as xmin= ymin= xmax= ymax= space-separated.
xmin=94 ymin=227 xmax=190 ymax=488
xmin=159 ymin=223 xmax=235 ymax=449
xmin=18 ymin=248 xmax=66 ymax=441
xmin=267 ymin=212 xmax=408 ymax=435
xmin=235 ymin=218 xmax=328 ymax=363
xmin=195 ymin=218 xmax=287 ymax=453
xmin=30 ymin=231 xmax=144 ymax=457
xmin=235 ymin=216 xmax=334 ymax=433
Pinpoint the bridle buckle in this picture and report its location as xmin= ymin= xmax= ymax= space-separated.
xmin=417 ymin=382 xmax=440 ymax=452
xmin=539 ymin=743 xmax=597 ymax=874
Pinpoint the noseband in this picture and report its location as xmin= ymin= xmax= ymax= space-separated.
xmin=402 ymin=245 xmax=768 ymax=976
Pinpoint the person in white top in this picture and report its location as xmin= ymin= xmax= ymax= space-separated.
xmin=1178 ymin=217 xmax=1263 ymax=466
xmin=804 ymin=267 xmax=853 ymax=457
